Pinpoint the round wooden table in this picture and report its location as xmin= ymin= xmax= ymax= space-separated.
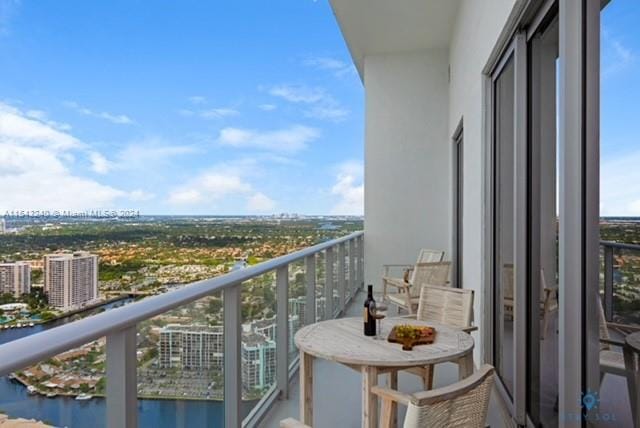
xmin=624 ymin=332 xmax=640 ymax=427
xmin=294 ymin=317 xmax=475 ymax=428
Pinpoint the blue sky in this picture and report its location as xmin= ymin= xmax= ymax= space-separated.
xmin=0 ymin=0 xmax=364 ymax=215
xmin=0 ymin=1 xmax=638 ymax=216
xmin=601 ymin=0 xmax=640 ymax=216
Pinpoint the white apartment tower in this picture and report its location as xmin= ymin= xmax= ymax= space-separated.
xmin=158 ymin=324 xmax=224 ymax=370
xmin=0 ymin=218 xmax=6 ymax=234
xmin=0 ymin=262 xmax=31 ymax=298
xmin=44 ymin=252 xmax=99 ymax=310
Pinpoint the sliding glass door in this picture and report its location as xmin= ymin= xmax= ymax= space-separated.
xmin=486 ymin=2 xmax=601 ymax=425
xmin=492 ymin=54 xmax=516 ymax=400
xmin=528 ymin=13 xmax=560 ymax=427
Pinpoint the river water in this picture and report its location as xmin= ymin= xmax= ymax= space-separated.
xmin=0 ymin=298 xmax=256 ymax=427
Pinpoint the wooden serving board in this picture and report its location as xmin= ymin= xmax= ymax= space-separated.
xmin=388 ymin=326 xmax=437 ymax=351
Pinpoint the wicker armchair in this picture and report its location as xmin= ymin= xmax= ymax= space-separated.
xmin=372 ymin=364 xmax=495 ymax=428
xmin=383 ymin=261 xmax=450 ymax=314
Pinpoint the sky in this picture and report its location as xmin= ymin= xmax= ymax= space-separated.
xmin=0 ymin=0 xmax=364 ymax=216
xmin=0 ymin=1 xmax=638 ymax=217
xmin=601 ymin=0 xmax=640 ymax=216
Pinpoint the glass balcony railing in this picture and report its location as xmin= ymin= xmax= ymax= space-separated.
xmin=600 ymin=240 xmax=640 ymax=324
xmin=0 ymin=231 xmax=364 ymax=428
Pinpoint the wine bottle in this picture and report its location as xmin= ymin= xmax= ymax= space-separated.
xmin=363 ymin=284 xmax=377 ymax=336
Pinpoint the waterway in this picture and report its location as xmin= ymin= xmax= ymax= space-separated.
xmin=0 ymin=298 xmax=256 ymax=427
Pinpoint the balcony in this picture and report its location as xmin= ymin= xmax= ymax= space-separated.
xmin=1 ymin=234 xmax=639 ymax=427
xmin=0 ymin=232 xmax=364 ymax=428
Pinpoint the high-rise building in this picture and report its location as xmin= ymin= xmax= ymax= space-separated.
xmin=44 ymin=252 xmax=98 ymax=310
xmin=157 ymin=324 xmax=276 ymax=392
xmin=0 ymin=218 xmax=6 ymax=234
xmin=158 ymin=324 xmax=224 ymax=370
xmin=0 ymin=262 xmax=31 ymax=298
xmin=241 ymin=332 xmax=276 ymax=392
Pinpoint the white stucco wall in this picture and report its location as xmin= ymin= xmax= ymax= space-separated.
xmin=363 ymin=49 xmax=451 ymax=290
xmin=448 ymin=0 xmax=518 ymax=362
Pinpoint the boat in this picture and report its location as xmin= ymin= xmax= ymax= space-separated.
xmin=8 ymin=373 xmax=16 ymax=380
xmin=75 ymin=394 xmax=93 ymax=400
xmin=27 ymin=385 xmax=37 ymax=394
xmin=29 ymin=323 xmax=34 ymax=327
xmin=46 ymin=392 xmax=58 ymax=398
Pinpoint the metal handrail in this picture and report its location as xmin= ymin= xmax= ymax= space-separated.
xmin=600 ymin=240 xmax=640 ymax=251
xmin=0 ymin=230 xmax=363 ymax=376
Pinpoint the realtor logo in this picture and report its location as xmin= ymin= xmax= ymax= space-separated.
xmin=561 ymin=389 xmax=616 ymax=422
xmin=580 ymin=390 xmax=600 ymax=411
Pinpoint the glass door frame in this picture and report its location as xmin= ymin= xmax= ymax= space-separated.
xmin=482 ymin=0 xmax=601 ymax=426
xmin=452 ymin=120 xmax=464 ymax=289
xmin=484 ymin=32 xmax=528 ymax=425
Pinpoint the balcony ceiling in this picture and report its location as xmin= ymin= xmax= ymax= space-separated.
xmin=329 ymin=0 xmax=461 ymax=80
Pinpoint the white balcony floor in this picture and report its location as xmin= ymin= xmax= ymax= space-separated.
xmin=260 ymin=290 xmax=513 ymax=428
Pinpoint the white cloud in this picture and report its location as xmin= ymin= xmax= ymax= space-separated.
xmin=168 ymin=164 xmax=254 ymax=206
xmin=188 ymin=96 xmax=207 ymax=105
xmin=168 ymin=161 xmax=276 ymax=213
xmin=602 ymin=29 xmax=636 ymax=78
xmin=217 ymin=125 xmax=320 ymax=153
xmin=601 ymin=149 xmax=640 ymax=216
xmin=63 ymin=101 xmax=134 ymax=125
xmin=258 ymin=104 xmax=277 ymax=112
xmin=179 ymin=107 xmax=240 ymax=120
xmin=267 ymin=84 xmax=349 ymax=122
xmin=268 ymin=85 xmax=328 ymax=104
xmin=0 ymin=102 xmax=164 ymax=210
xmin=25 ymin=109 xmax=72 ymax=131
xmin=330 ymin=161 xmax=364 ymax=215
xmin=628 ymin=200 xmax=640 ymax=216
xmin=305 ymin=106 xmax=349 ymax=122
xmin=168 ymin=189 xmax=203 ymax=205
xmin=118 ymin=140 xmax=197 ymax=164
xmin=302 ymin=56 xmax=356 ymax=77
xmin=0 ymin=143 xmax=125 ymax=211
xmin=89 ymin=152 xmax=112 ymax=174
xmin=199 ymin=108 xmax=240 ymax=119
xmin=0 ymin=102 xmax=81 ymax=150
xmin=129 ymin=189 xmax=155 ymax=202
xmin=247 ymin=192 xmax=276 ymax=213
